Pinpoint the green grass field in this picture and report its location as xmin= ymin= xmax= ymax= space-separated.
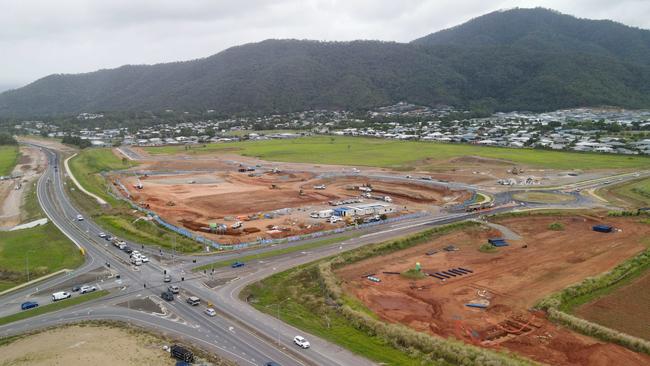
xmin=0 ymin=145 xmax=19 ymax=176
xmin=68 ymin=148 xmax=137 ymax=206
xmin=512 ymin=191 xmax=576 ymax=204
xmin=20 ymin=181 xmax=44 ymax=223
xmin=193 ymin=233 xmax=358 ymax=272
xmin=0 ymin=290 xmax=108 ymax=326
xmin=224 ymin=129 xmax=302 ymax=137
xmin=0 ymin=223 xmax=84 ymax=292
xmin=603 ymin=177 xmax=650 ymax=207
xmin=144 ymin=136 xmax=650 ymax=170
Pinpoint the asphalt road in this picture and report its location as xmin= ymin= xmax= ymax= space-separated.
xmin=0 ymin=143 xmax=642 ymax=365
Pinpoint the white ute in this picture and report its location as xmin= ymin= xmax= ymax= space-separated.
xmin=293 ymin=335 xmax=310 ymax=349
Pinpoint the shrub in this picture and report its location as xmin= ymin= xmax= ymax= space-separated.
xmin=479 ymin=243 xmax=497 ymax=253
xmin=548 ymin=222 xmax=564 ymax=230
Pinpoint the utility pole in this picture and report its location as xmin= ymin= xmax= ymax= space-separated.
xmin=25 ymin=255 xmax=30 ymax=282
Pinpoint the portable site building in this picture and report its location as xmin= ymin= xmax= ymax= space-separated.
xmin=333 ymin=207 xmax=353 ymax=217
xmin=592 ymin=224 xmax=613 ymax=233
xmin=488 ymin=238 xmax=509 ymax=247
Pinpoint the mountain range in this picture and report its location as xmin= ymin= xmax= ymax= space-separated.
xmin=1 ymin=7 xmax=650 ymax=118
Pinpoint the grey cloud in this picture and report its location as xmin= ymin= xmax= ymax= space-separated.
xmin=1 ymin=0 xmax=648 ymax=87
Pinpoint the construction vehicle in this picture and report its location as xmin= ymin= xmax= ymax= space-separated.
xmin=134 ymin=177 xmax=143 ymax=189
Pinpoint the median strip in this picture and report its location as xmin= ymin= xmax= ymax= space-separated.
xmin=0 ymin=290 xmax=109 ymax=327
xmin=193 ymin=234 xmax=358 ymax=272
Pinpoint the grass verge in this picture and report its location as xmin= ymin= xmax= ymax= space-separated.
xmin=0 ymin=145 xmax=19 ymax=176
xmin=0 ymin=290 xmax=108 ymax=326
xmin=68 ymin=148 xmax=137 ymax=206
xmin=64 ymin=176 xmax=203 ymax=253
xmin=0 ymin=223 xmax=84 ymax=292
xmin=193 ymin=233 xmax=358 ymax=272
xmin=20 ymin=180 xmax=44 ymax=223
xmin=144 ymin=136 xmax=650 ymax=170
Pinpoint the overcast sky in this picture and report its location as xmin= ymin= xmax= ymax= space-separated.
xmin=1 ymin=0 xmax=649 ymax=91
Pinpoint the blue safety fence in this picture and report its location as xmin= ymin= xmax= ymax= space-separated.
xmin=110 ymin=178 xmax=427 ymax=251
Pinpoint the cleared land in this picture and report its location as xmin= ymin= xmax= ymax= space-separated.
xmin=512 ymin=191 xmax=576 ymax=204
xmin=0 ymin=324 xmax=172 ymax=365
xmin=336 ymin=215 xmax=650 ymax=365
xmin=575 ymin=270 xmax=650 ymax=341
xmin=143 ymin=136 xmax=650 ymax=170
xmin=120 ymin=166 xmax=467 ymax=244
xmin=0 ymin=145 xmax=19 ymax=176
xmin=0 ymin=223 xmax=84 ymax=292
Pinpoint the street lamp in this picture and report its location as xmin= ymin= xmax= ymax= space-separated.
xmin=266 ymin=297 xmax=291 ymax=346
xmin=25 ymin=250 xmax=35 ymax=282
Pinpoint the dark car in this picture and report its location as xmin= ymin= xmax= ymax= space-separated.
xmin=231 ymin=261 xmax=245 ymax=268
xmin=71 ymin=285 xmax=81 ymax=292
xmin=265 ymin=362 xmax=281 ymax=366
xmin=21 ymin=301 xmax=39 ymax=310
xmin=161 ymin=291 xmax=174 ymax=301
xmin=123 ymin=246 xmax=133 ymax=254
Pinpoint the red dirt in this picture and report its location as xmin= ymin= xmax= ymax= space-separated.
xmin=115 ymin=166 xmax=468 ymax=243
xmin=336 ymin=216 xmax=650 ymax=365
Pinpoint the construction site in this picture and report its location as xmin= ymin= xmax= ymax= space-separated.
xmin=335 ymin=215 xmax=650 ymax=366
xmin=112 ymin=158 xmax=470 ymax=244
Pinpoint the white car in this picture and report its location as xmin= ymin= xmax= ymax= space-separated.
xmin=140 ymin=256 xmax=149 ymax=263
xmin=205 ymin=308 xmax=217 ymax=317
xmin=52 ymin=291 xmax=72 ymax=301
xmin=98 ymin=232 xmax=106 ymax=238
xmin=76 ymin=214 xmax=84 ymax=221
xmin=293 ymin=335 xmax=310 ymax=349
xmin=80 ymin=285 xmax=97 ymax=294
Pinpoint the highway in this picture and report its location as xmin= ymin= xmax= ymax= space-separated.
xmin=0 ymin=143 xmax=637 ymax=365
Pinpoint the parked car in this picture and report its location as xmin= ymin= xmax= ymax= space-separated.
xmin=123 ymin=246 xmax=133 ymax=254
xmin=161 ymin=291 xmax=174 ymax=301
xmin=98 ymin=232 xmax=106 ymax=238
xmin=52 ymin=291 xmax=72 ymax=301
xmin=140 ymin=256 xmax=149 ymax=263
xmin=168 ymin=285 xmax=179 ymax=294
xmin=231 ymin=261 xmax=245 ymax=268
xmin=80 ymin=285 xmax=97 ymax=294
xmin=71 ymin=285 xmax=81 ymax=292
xmin=163 ymin=274 xmax=172 ymax=282
xmin=105 ymin=235 xmax=113 ymax=241
xmin=205 ymin=308 xmax=217 ymax=317
xmin=293 ymin=335 xmax=310 ymax=349
xmin=20 ymin=301 xmax=39 ymax=310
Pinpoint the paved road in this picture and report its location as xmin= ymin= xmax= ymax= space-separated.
xmin=0 ymin=143 xmax=639 ymax=365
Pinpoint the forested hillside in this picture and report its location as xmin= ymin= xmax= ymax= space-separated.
xmin=1 ymin=7 xmax=649 ymax=117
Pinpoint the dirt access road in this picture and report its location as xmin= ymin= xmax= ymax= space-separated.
xmin=0 ymin=145 xmax=47 ymax=229
xmin=337 ymin=215 xmax=650 ymax=366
